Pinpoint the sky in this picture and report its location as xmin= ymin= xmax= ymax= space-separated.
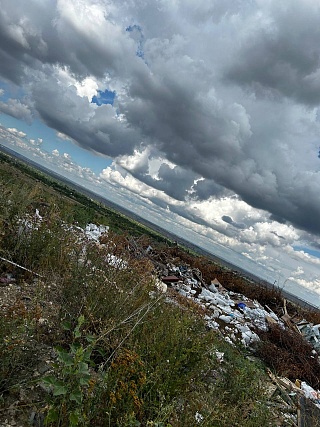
xmin=0 ymin=0 xmax=320 ymax=307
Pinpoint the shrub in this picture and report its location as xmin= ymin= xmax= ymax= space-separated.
xmin=255 ymin=324 xmax=320 ymax=389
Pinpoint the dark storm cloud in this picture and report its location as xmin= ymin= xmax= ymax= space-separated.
xmin=141 ymin=164 xmax=197 ymax=201
xmin=225 ymin=2 xmax=320 ymax=105
xmin=32 ymin=78 xmax=142 ymax=158
xmin=235 ymin=168 xmax=320 ymax=235
xmin=1 ymin=0 xmax=320 ymax=238
xmin=123 ymin=56 xmax=251 ymax=175
xmin=0 ymin=1 xmax=53 ymax=83
xmin=269 ymin=214 xmax=287 ymax=224
xmin=0 ymin=48 xmax=25 ymax=85
xmin=192 ymin=178 xmax=230 ymax=201
xmin=118 ymin=159 xmax=200 ymax=201
xmin=0 ymin=0 xmax=142 ymax=84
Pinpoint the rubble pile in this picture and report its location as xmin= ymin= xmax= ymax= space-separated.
xmin=157 ymin=260 xmax=320 ymax=419
xmin=162 ymin=263 xmax=284 ymax=348
xmin=297 ymin=320 xmax=320 ymax=353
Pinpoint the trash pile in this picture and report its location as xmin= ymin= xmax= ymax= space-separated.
xmin=85 ymin=223 xmax=109 ymax=240
xmin=296 ymin=320 xmax=320 ymax=352
xmin=161 ymin=264 xmax=282 ymax=348
xmin=159 ymin=261 xmax=320 ymax=417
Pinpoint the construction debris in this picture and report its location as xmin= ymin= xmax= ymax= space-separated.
xmin=296 ymin=320 xmax=320 ymax=352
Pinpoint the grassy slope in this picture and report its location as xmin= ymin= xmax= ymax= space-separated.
xmin=0 ymin=151 xmax=319 ymax=427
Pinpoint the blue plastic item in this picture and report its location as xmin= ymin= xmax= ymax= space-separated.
xmin=237 ymin=302 xmax=247 ymax=310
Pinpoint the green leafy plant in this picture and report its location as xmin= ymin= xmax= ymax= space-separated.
xmin=42 ymin=315 xmax=94 ymax=426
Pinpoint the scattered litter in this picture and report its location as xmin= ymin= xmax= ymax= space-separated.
xmin=210 ymin=278 xmax=224 ymax=292
xmin=2 ymin=209 xmax=319 ymax=427
xmin=195 ymin=411 xmax=204 ymax=423
xmin=105 ymin=254 xmax=127 ymax=270
xmin=215 ymin=351 xmax=224 ymax=363
xmin=35 ymin=209 xmax=42 ymax=220
xmin=237 ymin=302 xmax=247 ymax=310
xmin=219 ymin=314 xmax=233 ymax=324
xmin=85 ymin=223 xmax=109 ymax=240
xmin=155 ymin=279 xmax=167 ymax=293
xmin=296 ymin=320 xmax=320 ymax=352
xmin=301 ymin=382 xmax=320 ymax=406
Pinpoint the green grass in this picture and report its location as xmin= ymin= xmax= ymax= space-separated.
xmin=0 ymin=153 xmax=295 ymax=426
xmin=0 ymin=150 xmax=173 ymax=241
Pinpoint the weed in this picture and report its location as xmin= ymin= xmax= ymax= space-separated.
xmin=41 ymin=316 xmax=94 ymax=426
xmin=0 ymin=303 xmax=37 ymax=396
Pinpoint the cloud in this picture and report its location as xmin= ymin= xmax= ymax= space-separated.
xmin=29 ymin=138 xmax=43 ymax=147
xmin=225 ymin=1 xmax=320 ymax=105
xmin=285 ymin=246 xmax=320 ymax=266
xmin=100 ymin=162 xmax=175 ymax=206
xmin=292 ymin=266 xmax=304 ymax=277
xmin=75 ymin=77 xmax=99 ymax=100
xmin=7 ymin=127 xmax=26 ymax=138
xmin=222 ymin=215 xmax=246 ymax=229
xmin=0 ymin=0 xmax=320 ymax=240
xmin=0 ymin=98 xmax=32 ymax=123
xmin=56 ymin=131 xmax=73 ymax=142
xmin=239 ymin=221 xmax=299 ymax=247
xmin=287 ymin=277 xmax=320 ymax=295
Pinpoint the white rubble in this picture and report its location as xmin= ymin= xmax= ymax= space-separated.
xmin=162 ymin=264 xmax=285 ymax=349
xmin=85 ymin=223 xmax=109 ymax=240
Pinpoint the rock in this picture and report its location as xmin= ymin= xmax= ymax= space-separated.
xmin=155 ymin=280 xmax=167 ymax=293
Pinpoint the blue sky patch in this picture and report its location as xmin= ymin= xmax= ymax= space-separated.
xmin=293 ymin=245 xmax=320 ymax=259
xmin=92 ymin=89 xmax=116 ymax=106
xmin=0 ymin=114 xmax=112 ymax=173
xmin=0 ymin=82 xmax=25 ymax=102
xmin=126 ymin=24 xmax=145 ymax=58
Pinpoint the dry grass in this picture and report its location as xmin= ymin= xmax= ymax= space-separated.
xmin=255 ymin=324 xmax=320 ymax=389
